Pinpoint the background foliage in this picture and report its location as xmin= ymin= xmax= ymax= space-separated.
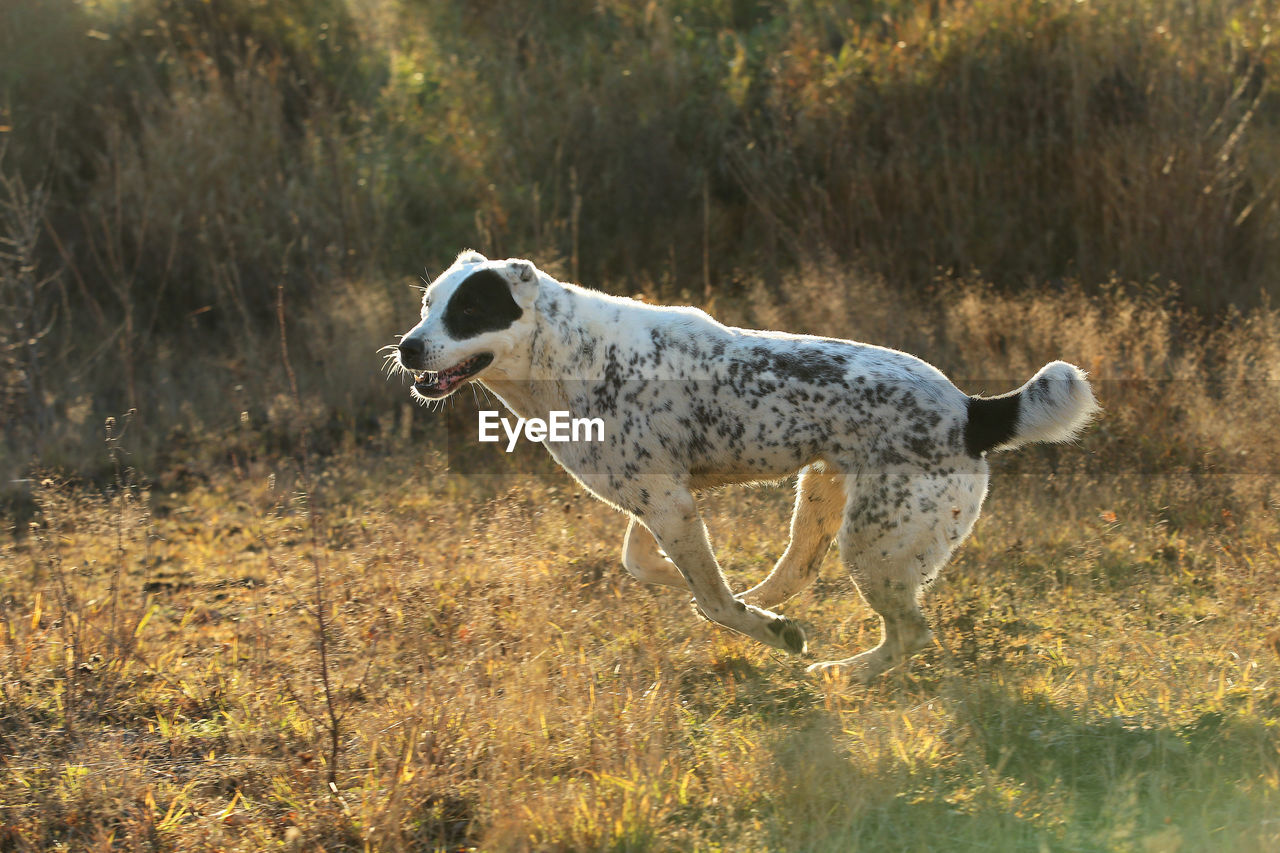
xmin=2 ymin=0 xmax=1279 ymax=478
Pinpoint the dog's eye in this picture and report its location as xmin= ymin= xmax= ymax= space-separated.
xmin=463 ymin=307 xmax=477 ymax=316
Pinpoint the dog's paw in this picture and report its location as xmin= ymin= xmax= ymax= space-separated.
xmin=805 ymin=652 xmax=880 ymax=684
xmin=806 ymin=659 xmax=847 ymax=677
xmin=767 ymin=616 xmax=807 ymax=655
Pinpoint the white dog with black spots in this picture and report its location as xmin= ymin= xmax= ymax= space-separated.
xmin=394 ymin=251 xmax=1099 ymax=682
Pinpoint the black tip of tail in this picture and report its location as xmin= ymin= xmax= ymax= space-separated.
xmin=965 ymin=393 xmax=1021 ymax=457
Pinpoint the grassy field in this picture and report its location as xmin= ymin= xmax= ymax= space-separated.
xmin=2 ymin=270 xmax=1279 ymax=851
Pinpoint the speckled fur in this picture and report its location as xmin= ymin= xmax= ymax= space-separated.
xmin=395 ymin=253 xmax=1100 ymax=681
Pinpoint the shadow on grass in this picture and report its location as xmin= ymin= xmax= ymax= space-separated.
xmin=760 ymin=683 xmax=1278 ymax=852
xmin=675 ymin=656 xmax=827 ymax=725
xmin=954 ymin=685 xmax=1278 ymax=849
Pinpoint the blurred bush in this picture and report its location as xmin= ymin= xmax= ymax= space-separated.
xmin=1 ymin=0 xmax=1278 ymax=480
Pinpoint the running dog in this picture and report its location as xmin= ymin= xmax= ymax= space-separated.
xmin=393 ymin=251 xmax=1099 ymax=681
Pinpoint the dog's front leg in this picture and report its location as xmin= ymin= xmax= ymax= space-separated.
xmin=642 ymin=486 xmax=807 ymax=655
xmin=739 ymin=464 xmax=844 ymax=608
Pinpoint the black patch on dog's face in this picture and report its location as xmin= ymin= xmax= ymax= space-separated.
xmin=442 ymin=269 xmax=523 ymax=339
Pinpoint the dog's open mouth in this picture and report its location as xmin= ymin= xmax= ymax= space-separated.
xmin=412 ymin=353 xmax=494 ymax=399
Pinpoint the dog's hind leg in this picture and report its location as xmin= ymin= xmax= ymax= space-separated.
xmin=621 ymin=516 xmax=688 ymax=589
xmin=808 ymin=467 xmax=986 ymax=683
xmin=642 ymin=482 xmax=807 ymax=655
xmin=739 ymin=464 xmax=844 ymax=608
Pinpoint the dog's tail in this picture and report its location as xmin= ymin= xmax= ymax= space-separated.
xmin=964 ymin=361 xmax=1100 ymax=457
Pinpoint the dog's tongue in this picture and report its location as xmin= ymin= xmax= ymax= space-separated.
xmin=430 ymin=371 xmax=455 ymax=393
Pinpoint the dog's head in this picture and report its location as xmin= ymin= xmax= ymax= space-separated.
xmin=394 ymin=251 xmax=540 ymax=400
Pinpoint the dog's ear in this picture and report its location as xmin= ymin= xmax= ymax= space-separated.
xmin=506 ymin=259 xmax=536 ymax=283
xmin=505 ymin=258 xmax=539 ymax=309
xmin=456 ymin=249 xmax=488 ymax=265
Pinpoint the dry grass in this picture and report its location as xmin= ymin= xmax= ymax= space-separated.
xmin=2 ymin=270 xmax=1278 ymax=851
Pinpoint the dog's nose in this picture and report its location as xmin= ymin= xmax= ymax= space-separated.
xmin=398 ymin=337 xmax=425 ymax=367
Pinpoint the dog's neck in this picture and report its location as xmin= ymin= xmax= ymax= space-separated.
xmin=480 ymin=276 xmax=605 ymax=418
